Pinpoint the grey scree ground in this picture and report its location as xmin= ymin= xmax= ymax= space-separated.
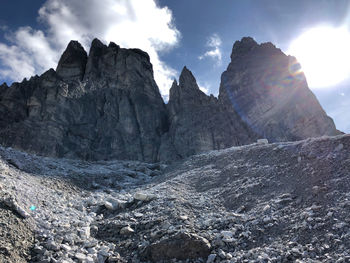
xmin=0 ymin=134 xmax=350 ymax=262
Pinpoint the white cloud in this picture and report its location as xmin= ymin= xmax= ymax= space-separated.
xmin=198 ymin=33 xmax=222 ymax=65
xmin=197 ymin=81 xmax=210 ymax=95
xmin=0 ymin=0 xmax=180 ymax=97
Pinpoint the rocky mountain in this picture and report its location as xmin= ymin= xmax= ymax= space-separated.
xmin=1 ymin=134 xmax=349 ymax=262
xmin=0 ymin=39 xmax=168 ymax=162
xmin=0 ymin=37 xmax=341 ymax=162
xmin=219 ymin=37 xmax=340 ymax=142
xmin=160 ymin=66 xmax=257 ymax=161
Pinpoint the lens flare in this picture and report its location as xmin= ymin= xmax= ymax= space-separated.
xmin=288 ymin=26 xmax=350 ymax=88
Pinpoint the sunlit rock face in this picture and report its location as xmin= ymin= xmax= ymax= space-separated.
xmin=219 ymin=37 xmax=341 ymax=142
xmin=0 ymin=39 xmax=168 ymax=162
xmin=160 ymin=67 xmax=256 ymax=160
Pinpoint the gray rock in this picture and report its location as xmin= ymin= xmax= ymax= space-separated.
xmin=161 ymin=66 xmax=257 ymax=160
xmin=56 ymin=40 xmax=87 ymax=83
xmin=219 ymin=37 xmax=341 ymax=142
xmin=134 ymin=192 xmax=156 ymax=201
xmin=3 ymin=196 xmax=30 ymax=219
xmin=0 ymin=38 xmax=167 ymax=163
xmin=207 ymin=254 xmax=216 ymax=263
xmin=120 ymin=226 xmax=134 ymax=235
xmin=0 ymin=36 xmax=341 ymax=164
xmin=141 ymin=232 xmax=211 ymax=261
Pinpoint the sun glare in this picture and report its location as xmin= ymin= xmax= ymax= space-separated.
xmin=288 ymin=26 xmax=350 ymax=88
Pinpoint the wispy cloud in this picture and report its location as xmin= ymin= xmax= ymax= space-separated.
xmin=197 ymin=81 xmax=211 ymax=95
xmin=0 ymin=0 xmax=181 ymax=97
xmin=198 ymin=33 xmax=222 ymax=65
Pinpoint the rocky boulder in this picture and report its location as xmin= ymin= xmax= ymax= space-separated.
xmin=141 ymin=233 xmax=211 ymax=261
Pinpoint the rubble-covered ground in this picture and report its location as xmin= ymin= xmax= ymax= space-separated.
xmin=1 ymin=134 xmax=350 ymax=263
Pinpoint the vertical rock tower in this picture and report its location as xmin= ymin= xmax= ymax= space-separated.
xmin=219 ymin=37 xmax=340 ymax=142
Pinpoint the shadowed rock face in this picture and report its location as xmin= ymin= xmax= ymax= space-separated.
xmin=0 ymin=37 xmax=341 ymax=162
xmin=56 ymin=40 xmax=88 ymax=82
xmin=0 ymin=39 xmax=168 ymax=162
xmin=160 ymin=66 xmax=257 ymax=161
xmin=219 ymin=37 xmax=341 ymax=142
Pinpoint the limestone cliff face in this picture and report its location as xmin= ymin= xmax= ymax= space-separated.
xmin=0 ymin=37 xmax=341 ymax=162
xmin=219 ymin=37 xmax=340 ymax=142
xmin=159 ymin=67 xmax=257 ymax=161
xmin=0 ymin=39 xmax=167 ymax=162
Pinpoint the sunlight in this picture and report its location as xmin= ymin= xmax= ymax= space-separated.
xmin=288 ymin=26 xmax=350 ymax=88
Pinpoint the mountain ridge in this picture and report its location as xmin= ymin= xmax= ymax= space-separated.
xmin=0 ymin=37 xmax=341 ymax=162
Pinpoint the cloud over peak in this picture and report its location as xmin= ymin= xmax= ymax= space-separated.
xmin=0 ymin=0 xmax=180 ymax=97
xmin=198 ymin=33 xmax=222 ymax=65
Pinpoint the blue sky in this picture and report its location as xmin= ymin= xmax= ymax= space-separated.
xmin=0 ymin=0 xmax=349 ymax=132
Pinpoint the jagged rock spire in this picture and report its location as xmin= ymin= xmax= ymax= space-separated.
xmin=179 ymin=66 xmax=199 ymax=90
xmin=56 ymin=40 xmax=88 ymax=82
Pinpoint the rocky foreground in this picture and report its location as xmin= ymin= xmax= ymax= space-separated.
xmin=1 ymin=134 xmax=350 ymax=263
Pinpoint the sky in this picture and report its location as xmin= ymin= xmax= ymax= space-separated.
xmin=0 ymin=0 xmax=349 ymax=132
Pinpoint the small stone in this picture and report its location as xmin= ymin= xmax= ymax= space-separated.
xmin=218 ymin=249 xmax=226 ymax=259
xmin=97 ymin=254 xmax=106 ymax=263
xmin=61 ymin=244 xmax=72 ymax=251
xmin=98 ymin=250 xmax=110 ymax=257
xmin=104 ymin=201 xmax=114 ymax=210
xmin=120 ymin=226 xmax=135 ymax=235
xmin=334 ymin=143 xmax=344 ymax=151
xmin=207 ymin=254 xmax=216 ymax=263
xmin=87 ymin=247 xmax=97 ymax=254
xmin=179 ymin=215 xmax=188 ymax=220
xmin=134 ymin=192 xmax=156 ymax=201
xmin=84 ymin=240 xmax=98 ymax=248
xmin=134 ymin=212 xmax=144 ymax=218
xmin=221 ymin=230 xmax=235 ymax=242
xmin=79 ymin=227 xmax=90 ymax=239
xmin=3 ymin=197 xmax=30 ymax=218
xmin=257 ymin=138 xmax=268 ymax=144
xmin=75 ymin=252 xmax=87 ymax=262
xmin=107 ymin=255 xmax=121 ymax=262
xmin=46 ymin=240 xmax=59 ymax=251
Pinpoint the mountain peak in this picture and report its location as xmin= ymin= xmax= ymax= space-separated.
xmin=91 ymin=38 xmax=106 ymax=49
xmin=56 ymin=40 xmax=88 ymax=81
xmin=230 ymin=36 xmax=258 ymax=60
xmin=179 ymin=66 xmax=198 ymax=90
xmin=0 ymin=82 xmax=8 ymax=89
